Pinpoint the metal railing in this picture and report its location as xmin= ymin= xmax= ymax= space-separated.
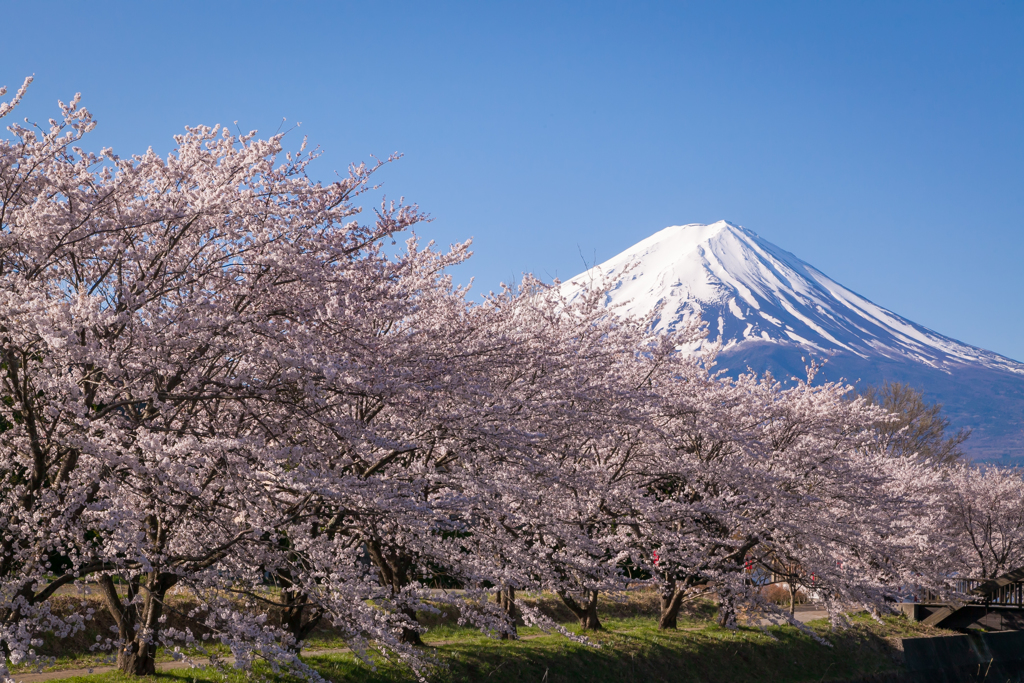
xmin=953 ymin=578 xmax=1024 ymax=607
xmin=954 ymin=578 xmax=984 ymax=596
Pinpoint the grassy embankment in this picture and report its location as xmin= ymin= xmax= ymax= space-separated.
xmin=17 ymin=593 xmax=950 ymax=683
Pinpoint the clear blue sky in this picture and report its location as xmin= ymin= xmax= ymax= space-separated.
xmin=3 ymin=1 xmax=1022 ymax=360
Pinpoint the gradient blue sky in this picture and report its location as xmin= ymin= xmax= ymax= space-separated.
xmin=3 ymin=1 xmax=1022 ymax=360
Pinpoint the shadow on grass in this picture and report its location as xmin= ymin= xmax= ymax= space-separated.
xmin=303 ymin=618 xmax=908 ymax=683
xmin=29 ymin=616 xmax=921 ymax=683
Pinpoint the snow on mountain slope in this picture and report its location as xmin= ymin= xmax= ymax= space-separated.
xmin=563 ymin=221 xmax=1024 ymax=376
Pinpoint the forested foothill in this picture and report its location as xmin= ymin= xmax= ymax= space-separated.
xmin=0 ymin=79 xmax=1021 ymax=681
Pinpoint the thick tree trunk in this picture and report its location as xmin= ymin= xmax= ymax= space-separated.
xmin=278 ymin=582 xmax=324 ymax=653
xmin=789 ymin=583 xmax=797 ymax=616
xmin=117 ymin=642 xmax=158 ymax=677
xmin=557 ymin=589 xmax=603 ymax=631
xmin=659 ymin=581 xmax=685 ymax=630
xmin=99 ymin=571 xmax=178 ymax=676
xmin=495 ymin=587 xmax=518 ymax=640
xmin=364 ymin=540 xmax=423 ymax=645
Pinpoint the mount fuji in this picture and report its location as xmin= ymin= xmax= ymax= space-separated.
xmin=564 ymin=221 xmax=1024 ymax=462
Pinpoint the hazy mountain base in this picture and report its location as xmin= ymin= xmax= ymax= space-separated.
xmin=715 ymin=342 xmax=1024 ymax=465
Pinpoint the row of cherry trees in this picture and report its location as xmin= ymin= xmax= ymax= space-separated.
xmin=0 ymin=80 xmax=1021 ymax=679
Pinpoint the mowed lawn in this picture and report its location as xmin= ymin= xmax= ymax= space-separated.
xmin=24 ymin=612 xmax=946 ymax=683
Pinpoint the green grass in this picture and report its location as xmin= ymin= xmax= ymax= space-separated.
xmin=25 ymin=613 xmax=943 ymax=683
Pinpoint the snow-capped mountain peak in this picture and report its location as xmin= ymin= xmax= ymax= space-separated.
xmin=564 ymin=221 xmax=1023 ymax=376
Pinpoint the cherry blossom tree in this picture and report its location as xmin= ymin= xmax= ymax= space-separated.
xmin=598 ymin=362 xmax=938 ymax=630
xmin=736 ymin=375 xmax=941 ymax=625
xmin=0 ymin=77 xmax=468 ymax=675
xmin=438 ymin=277 xmax=683 ymax=634
xmin=2 ymin=76 xmax=1005 ymax=682
xmin=940 ymin=464 xmax=1024 ymax=581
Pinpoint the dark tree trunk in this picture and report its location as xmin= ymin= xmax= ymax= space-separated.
xmin=364 ymin=540 xmax=424 ymax=645
xmin=118 ymin=643 xmax=157 ymax=677
xmin=495 ymin=587 xmax=518 ymax=640
xmin=557 ymin=589 xmax=603 ymax=631
xmin=277 ymin=578 xmax=325 ymax=653
xmin=100 ymin=571 xmax=178 ymax=676
xmin=789 ymin=583 xmax=797 ymax=617
xmin=659 ymin=581 xmax=686 ymax=630
xmin=398 ymin=607 xmax=424 ymax=646
xmin=716 ymin=597 xmax=736 ymax=628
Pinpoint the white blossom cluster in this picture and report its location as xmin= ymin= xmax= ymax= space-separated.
xmin=0 ymin=78 xmax=1020 ymax=679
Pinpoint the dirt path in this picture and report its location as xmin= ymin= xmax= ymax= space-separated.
xmin=795 ymin=610 xmax=829 ymax=622
xmin=752 ymin=609 xmax=830 ymax=626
